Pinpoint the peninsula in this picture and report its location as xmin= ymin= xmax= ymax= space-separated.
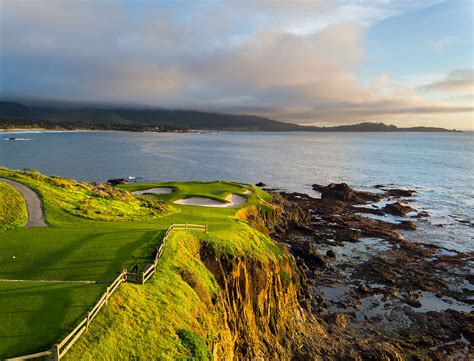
xmin=0 ymin=169 xmax=471 ymax=359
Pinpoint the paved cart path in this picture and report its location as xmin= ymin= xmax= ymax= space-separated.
xmin=0 ymin=177 xmax=48 ymax=228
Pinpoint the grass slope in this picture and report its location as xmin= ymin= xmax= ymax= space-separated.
xmin=0 ymin=168 xmax=173 ymax=224
xmin=65 ymin=223 xmax=286 ymax=360
xmin=0 ymin=170 xmax=282 ymax=359
xmin=0 ymin=181 xmax=27 ymax=232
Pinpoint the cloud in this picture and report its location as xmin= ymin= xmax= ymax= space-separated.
xmin=430 ymin=36 xmax=461 ymax=51
xmin=0 ymin=0 xmax=471 ymax=128
xmin=420 ymin=69 xmax=474 ymax=93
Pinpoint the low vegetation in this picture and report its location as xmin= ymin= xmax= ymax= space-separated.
xmin=0 ymin=181 xmax=27 ymax=231
xmin=0 ymin=168 xmax=173 ymax=224
xmin=0 ymin=169 xmax=292 ymax=359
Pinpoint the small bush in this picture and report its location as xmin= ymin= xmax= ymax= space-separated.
xmin=177 ymin=328 xmax=209 ymax=360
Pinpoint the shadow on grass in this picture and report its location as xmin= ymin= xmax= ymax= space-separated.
xmin=0 ymin=282 xmax=104 ymax=358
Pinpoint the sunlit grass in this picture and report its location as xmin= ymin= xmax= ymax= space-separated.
xmin=0 ymin=181 xmax=27 ymax=232
xmin=0 ymin=168 xmax=174 ymax=224
xmin=0 ymin=170 xmax=284 ymax=358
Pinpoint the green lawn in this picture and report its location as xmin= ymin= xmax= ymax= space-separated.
xmin=0 ymin=282 xmax=104 ymax=358
xmin=119 ymin=180 xmax=253 ymax=203
xmin=0 ymin=170 xmax=282 ymax=358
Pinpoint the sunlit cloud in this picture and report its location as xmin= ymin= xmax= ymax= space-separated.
xmin=420 ymin=69 xmax=474 ymax=93
xmin=0 ymin=0 xmax=472 ymax=128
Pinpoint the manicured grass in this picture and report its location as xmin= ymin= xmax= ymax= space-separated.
xmin=0 ymin=170 xmax=284 ymax=358
xmin=0 ymin=281 xmax=105 ymax=359
xmin=0 ymin=181 xmax=27 ymax=232
xmin=0 ymin=228 xmax=164 ymax=282
xmin=120 ymin=180 xmax=253 ymax=203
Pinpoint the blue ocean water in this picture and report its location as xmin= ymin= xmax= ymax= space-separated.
xmin=1 ymin=130 xmax=473 ymax=251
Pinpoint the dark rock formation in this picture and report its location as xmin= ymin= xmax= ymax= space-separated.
xmin=312 ymin=182 xmax=381 ymax=204
xmin=396 ymin=220 xmax=417 ymax=230
xmin=383 ymin=202 xmax=414 ymax=216
xmin=290 ymin=241 xmax=329 ymax=269
xmin=106 ymin=178 xmax=127 ymax=185
xmin=384 ymin=188 xmax=417 ymax=197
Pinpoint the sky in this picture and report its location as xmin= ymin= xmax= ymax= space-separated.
xmin=0 ymin=0 xmax=473 ymax=129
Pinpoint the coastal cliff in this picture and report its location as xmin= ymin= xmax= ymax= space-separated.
xmin=200 ymin=245 xmax=325 ymax=359
xmin=63 ymin=182 xmax=472 ymax=360
xmin=65 ymin=205 xmax=325 ymax=360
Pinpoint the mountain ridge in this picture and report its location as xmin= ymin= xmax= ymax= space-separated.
xmin=0 ymin=101 xmax=458 ymax=132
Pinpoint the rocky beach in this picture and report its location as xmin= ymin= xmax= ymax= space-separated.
xmin=264 ymin=183 xmax=473 ymax=360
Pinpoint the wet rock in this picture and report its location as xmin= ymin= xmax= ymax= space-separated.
xmin=383 ymin=202 xmax=414 ymax=216
xmin=255 ymin=182 xmax=266 ymax=187
xmin=326 ymin=249 xmax=336 ymax=258
xmin=265 ymin=183 xmax=473 ymax=359
xmin=414 ymin=210 xmax=430 ymax=218
xmin=106 ymin=178 xmax=127 ymax=185
xmin=383 ymin=188 xmax=417 ymax=197
xmin=334 ymin=228 xmax=361 ymax=243
xmin=290 ymin=241 xmax=329 ymax=269
xmin=312 ymin=183 xmax=381 ymax=204
xmin=357 ymin=283 xmax=370 ymax=294
xmin=396 ymin=220 xmax=417 ymax=230
xmin=466 ymin=274 xmax=474 ymax=285
xmin=404 ymin=296 xmax=422 ymax=308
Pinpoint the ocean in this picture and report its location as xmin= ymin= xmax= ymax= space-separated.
xmin=1 ymin=130 xmax=473 ymax=252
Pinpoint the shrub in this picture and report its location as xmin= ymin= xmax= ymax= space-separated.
xmin=177 ymin=328 xmax=210 ymax=360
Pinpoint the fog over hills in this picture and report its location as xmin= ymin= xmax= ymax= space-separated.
xmin=0 ymin=101 xmax=457 ymax=132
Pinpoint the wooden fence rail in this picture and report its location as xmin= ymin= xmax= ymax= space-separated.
xmin=4 ymin=223 xmax=207 ymax=361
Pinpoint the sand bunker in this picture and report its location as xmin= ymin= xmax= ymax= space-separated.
xmin=174 ymin=194 xmax=247 ymax=208
xmin=132 ymin=187 xmax=174 ymax=195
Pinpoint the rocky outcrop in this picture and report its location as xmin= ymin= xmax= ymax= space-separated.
xmin=312 ymin=182 xmax=381 ymax=203
xmin=199 ymin=245 xmax=325 ymax=359
xmin=383 ymin=202 xmax=414 ymax=216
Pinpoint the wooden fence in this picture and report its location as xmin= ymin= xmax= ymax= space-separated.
xmin=4 ymin=223 xmax=207 ymax=361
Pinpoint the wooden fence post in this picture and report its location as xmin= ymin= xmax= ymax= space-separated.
xmin=86 ymin=311 xmax=91 ymax=330
xmin=52 ymin=344 xmax=59 ymax=361
xmin=205 ymin=224 xmax=208 ymax=233
xmin=105 ymin=287 xmax=109 ymax=304
xmin=141 ymin=272 xmax=145 ymax=285
xmin=185 ymin=222 xmax=188 ymax=229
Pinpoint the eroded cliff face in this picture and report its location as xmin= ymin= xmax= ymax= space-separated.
xmin=199 ymin=246 xmax=326 ymax=360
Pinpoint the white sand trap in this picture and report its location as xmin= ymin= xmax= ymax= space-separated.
xmin=174 ymin=194 xmax=247 ymax=208
xmin=132 ymin=187 xmax=174 ymax=195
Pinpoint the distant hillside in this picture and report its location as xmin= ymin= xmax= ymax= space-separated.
xmin=0 ymin=101 xmax=458 ymax=132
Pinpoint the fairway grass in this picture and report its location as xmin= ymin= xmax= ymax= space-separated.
xmin=0 ymin=171 xmax=280 ymax=358
xmin=0 ymin=281 xmax=105 ymax=358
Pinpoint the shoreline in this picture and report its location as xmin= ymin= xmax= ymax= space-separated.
xmin=0 ymin=128 xmax=95 ymax=133
xmin=270 ymin=183 xmax=473 ymax=359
